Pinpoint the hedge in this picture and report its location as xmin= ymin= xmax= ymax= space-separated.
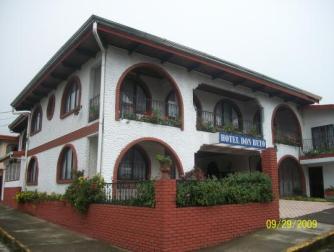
xmin=176 ymin=171 xmax=273 ymax=207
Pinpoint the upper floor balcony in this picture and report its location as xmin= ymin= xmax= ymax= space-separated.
xmin=193 ymin=84 xmax=264 ymax=140
xmin=120 ymin=97 xmax=181 ymax=127
xmin=116 ymin=63 xmax=183 ymax=129
xmin=300 ymin=124 xmax=334 ymax=159
xmin=196 ymin=110 xmax=262 ymax=138
xmin=89 ymin=94 xmax=100 ymax=122
xmin=272 ymin=105 xmax=302 ymax=147
xmin=301 ymin=138 xmax=334 ymax=158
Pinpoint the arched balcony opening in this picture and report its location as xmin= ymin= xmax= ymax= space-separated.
xmin=194 ymin=84 xmax=263 ymax=137
xmin=116 ymin=63 xmax=184 ymax=129
xmin=272 ymin=105 xmax=302 ymax=146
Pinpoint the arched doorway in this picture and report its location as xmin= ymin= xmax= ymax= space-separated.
xmin=278 ymin=156 xmax=305 ymax=197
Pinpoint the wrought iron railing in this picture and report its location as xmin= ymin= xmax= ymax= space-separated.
xmin=100 ymin=180 xmax=155 ymax=207
xmin=120 ymin=98 xmax=180 ymax=127
xmin=89 ymin=94 xmax=100 ymax=122
xmin=274 ymin=129 xmax=301 ymax=146
xmin=196 ymin=110 xmax=262 ymax=137
xmin=300 ymin=138 xmax=334 ymax=157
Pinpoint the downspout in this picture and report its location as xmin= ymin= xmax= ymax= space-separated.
xmin=93 ymin=22 xmax=106 ymax=175
xmin=12 ymin=109 xmax=31 ymax=191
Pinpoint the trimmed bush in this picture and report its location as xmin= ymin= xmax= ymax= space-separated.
xmin=16 ymin=191 xmax=63 ymax=204
xmin=177 ymin=172 xmax=273 ymax=207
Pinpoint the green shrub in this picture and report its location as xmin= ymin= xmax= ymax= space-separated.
xmin=16 ymin=191 xmax=63 ymax=204
xmin=222 ymin=172 xmax=273 ymax=204
xmin=177 ymin=172 xmax=273 ymax=207
xmin=129 ymin=180 xmax=155 ymax=207
xmin=107 ymin=181 xmax=155 ymax=207
xmin=64 ymin=172 xmax=105 ymax=213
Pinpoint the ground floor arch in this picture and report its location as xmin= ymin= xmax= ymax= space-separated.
xmin=113 ymin=137 xmax=184 ymax=180
xmin=278 ymin=155 xmax=305 ymax=197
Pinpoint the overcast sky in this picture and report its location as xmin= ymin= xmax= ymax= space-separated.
xmin=0 ymin=0 xmax=333 ymax=134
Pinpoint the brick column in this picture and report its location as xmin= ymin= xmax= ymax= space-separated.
xmin=154 ymin=179 xmax=176 ymax=251
xmin=261 ymin=148 xmax=279 ymax=219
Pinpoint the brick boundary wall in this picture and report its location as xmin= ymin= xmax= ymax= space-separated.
xmin=2 ymin=187 xmax=21 ymax=208
xmin=6 ymin=148 xmax=279 ymax=251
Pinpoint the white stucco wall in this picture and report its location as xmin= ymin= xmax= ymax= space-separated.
xmin=5 ymin=42 xmax=317 ymax=195
xmin=4 ymin=54 xmax=102 ymax=193
xmin=100 ymin=45 xmax=304 ymax=182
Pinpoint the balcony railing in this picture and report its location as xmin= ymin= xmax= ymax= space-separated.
xmin=100 ymin=180 xmax=155 ymax=207
xmin=300 ymin=139 xmax=334 ymax=157
xmin=274 ymin=129 xmax=301 ymax=146
xmin=196 ymin=110 xmax=262 ymax=137
xmin=120 ymin=98 xmax=181 ymax=128
xmin=89 ymin=94 xmax=100 ymax=122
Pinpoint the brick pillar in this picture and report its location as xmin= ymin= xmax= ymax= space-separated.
xmin=3 ymin=187 xmax=21 ymax=208
xmin=155 ymin=179 xmax=176 ymax=251
xmin=261 ymin=148 xmax=279 ymax=219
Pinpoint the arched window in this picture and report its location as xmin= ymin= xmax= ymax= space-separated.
xmin=61 ymin=77 xmax=81 ymax=118
xmin=120 ymin=76 xmax=150 ymax=117
xmin=47 ymin=94 xmax=55 ymax=120
xmin=57 ymin=145 xmax=77 ymax=183
xmin=31 ymin=105 xmax=42 ymax=135
xmin=166 ymin=91 xmax=179 ymax=119
xmin=118 ymin=146 xmax=149 ymax=181
xmin=27 ymin=157 xmax=38 ymax=185
xmin=214 ymin=99 xmax=242 ymax=129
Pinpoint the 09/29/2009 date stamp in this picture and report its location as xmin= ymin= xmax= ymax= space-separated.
xmin=266 ymin=219 xmax=318 ymax=229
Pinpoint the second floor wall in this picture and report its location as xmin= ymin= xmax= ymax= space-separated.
xmin=26 ymin=54 xmax=102 ymax=150
xmin=19 ymin=43 xmax=312 ymax=164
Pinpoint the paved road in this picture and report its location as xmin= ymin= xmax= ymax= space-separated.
xmin=299 ymin=207 xmax=334 ymax=225
xmin=0 ymin=241 xmax=10 ymax=252
xmin=201 ymin=205 xmax=334 ymax=252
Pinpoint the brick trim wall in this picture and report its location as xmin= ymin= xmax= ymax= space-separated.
xmin=10 ymin=148 xmax=279 ymax=251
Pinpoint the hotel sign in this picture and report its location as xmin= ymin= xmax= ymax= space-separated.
xmin=219 ymin=132 xmax=266 ymax=149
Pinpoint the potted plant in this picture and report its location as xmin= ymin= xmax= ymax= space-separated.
xmin=325 ymin=186 xmax=334 ymax=200
xmin=156 ymin=154 xmax=172 ymax=179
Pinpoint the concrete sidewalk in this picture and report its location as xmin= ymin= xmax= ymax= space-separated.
xmin=0 ymin=205 xmax=123 ymax=252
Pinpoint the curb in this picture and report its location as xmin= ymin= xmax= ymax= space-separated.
xmin=0 ymin=226 xmax=31 ymax=252
xmin=286 ymin=229 xmax=334 ymax=252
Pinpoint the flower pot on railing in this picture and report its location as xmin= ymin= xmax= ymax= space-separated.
xmin=325 ymin=187 xmax=334 ymax=200
xmin=156 ymin=154 xmax=172 ymax=180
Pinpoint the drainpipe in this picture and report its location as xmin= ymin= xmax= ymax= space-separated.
xmin=12 ymin=109 xmax=31 ymax=191
xmin=93 ymin=22 xmax=106 ymax=176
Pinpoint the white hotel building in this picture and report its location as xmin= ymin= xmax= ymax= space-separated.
xmin=1 ymin=15 xmax=333 ymax=201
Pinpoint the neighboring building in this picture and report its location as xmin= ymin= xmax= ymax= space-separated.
xmin=299 ymin=105 xmax=334 ymax=198
xmin=0 ymin=134 xmax=19 ymax=200
xmin=1 ymin=15 xmax=332 ymax=200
